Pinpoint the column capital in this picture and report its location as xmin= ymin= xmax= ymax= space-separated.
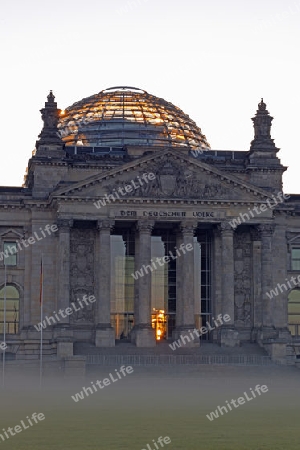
xmin=212 ymin=225 xmax=221 ymax=238
xmin=180 ymin=221 xmax=197 ymax=236
xmin=256 ymin=223 xmax=275 ymax=237
xmin=136 ymin=220 xmax=154 ymax=234
xmin=218 ymin=221 xmax=234 ymax=234
xmin=97 ymin=219 xmax=115 ymax=231
xmin=250 ymin=226 xmax=261 ymax=241
xmin=57 ymin=219 xmax=73 ymax=231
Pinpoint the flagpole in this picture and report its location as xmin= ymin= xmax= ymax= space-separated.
xmin=39 ymin=255 xmax=43 ymax=390
xmin=2 ymin=262 xmax=7 ymax=388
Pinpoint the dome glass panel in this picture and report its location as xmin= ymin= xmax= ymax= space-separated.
xmin=58 ymin=86 xmax=210 ymax=150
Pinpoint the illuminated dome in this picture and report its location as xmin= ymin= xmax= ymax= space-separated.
xmin=58 ymin=86 xmax=210 ymax=150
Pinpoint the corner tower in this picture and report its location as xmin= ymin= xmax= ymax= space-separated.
xmin=247 ymin=99 xmax=286 ymax=192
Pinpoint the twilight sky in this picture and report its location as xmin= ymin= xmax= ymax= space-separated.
xmin=0 ymin=0 xmax=299 ymax=192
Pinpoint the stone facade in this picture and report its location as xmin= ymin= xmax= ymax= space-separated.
xmin=0 ymin=91 xmax=300 ymax=363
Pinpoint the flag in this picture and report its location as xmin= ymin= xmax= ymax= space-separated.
xmin=39 ymin=257 xmax=43 ymax=305
xmin=39 ymin=255 xmax=44 ymax=389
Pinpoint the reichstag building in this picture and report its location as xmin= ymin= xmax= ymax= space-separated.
xmin=1 ymin=86 xmax=300 ymax=363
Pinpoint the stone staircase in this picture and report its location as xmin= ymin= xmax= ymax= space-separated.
xmin=74 ymin=341 xmax=273 ymax=366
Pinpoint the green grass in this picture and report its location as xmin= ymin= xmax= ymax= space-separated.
xmin=1 ymin=404 xmax=299 ymax=450
xmin=1 ymin=365 xmax=300 ymax=449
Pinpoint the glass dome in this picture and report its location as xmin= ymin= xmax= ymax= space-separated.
xmin=58 ymin=86 xmax=210 ymax=150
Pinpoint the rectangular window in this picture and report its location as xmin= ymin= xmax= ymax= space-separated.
xmin=0 ymin=286 xmax=20 ymax=334
xmin=3 ymin=242 xmax=17 ymax=266
xmin=291 ymin=248 xmax=300 ymax=271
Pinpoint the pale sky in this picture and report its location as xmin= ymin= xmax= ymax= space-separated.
xmin=0 ymin=0 xmax=299 ymax=192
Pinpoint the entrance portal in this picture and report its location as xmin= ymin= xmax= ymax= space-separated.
xmin=110 ymin=223 xmax=212 ymax=343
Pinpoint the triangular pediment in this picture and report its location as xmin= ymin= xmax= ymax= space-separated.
xmin=287 ymin=234 xmax=300 ymax=246
xmin=52 ymin=149 xmax=274 ymax=203
xmin=0 ymin=229 xmax=23 ymax=239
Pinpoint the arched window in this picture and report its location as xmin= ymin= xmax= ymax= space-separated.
xmin=0 ymin=286 xmax=19 ymax=334
xmin=288 ymin=289 xmax=300 ymax=337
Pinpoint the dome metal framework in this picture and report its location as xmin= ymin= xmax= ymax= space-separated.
xmin=57 ymin=86 xmax=210 ymax=150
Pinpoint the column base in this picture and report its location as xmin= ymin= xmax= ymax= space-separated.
xmin=219 ymin=327 xmax=240 ymax=347
xmin=173 ymin=327 xmax=200 ymax=347
xmin=251 ymin=327 xmax=260 ymax=342
xmin=278 ymin=327 xmax=291 ymax=339
xmin=268 ymin=342 xmax=288 ymax=364
xmin=54 ymin=327 xmax=74 ymax=357
xmin=54 ymin=325 xmax=73 ymax=340
xmin=257 ymin=326 xmax=278 ymax=342
xmin=57 ymin=341 xmax=74 ymax=358
xmin=257 ymin=327 xmax=290 ymax=364
xmin=134 ymin=325 xmax=156 ymax=347
xmin=95 ymin=325 xmax=115 ymax=347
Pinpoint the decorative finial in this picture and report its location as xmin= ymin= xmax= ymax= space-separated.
xmin=36 ymin=91 xmax=63 ymax=149
xmin=47 ymin=90 xmax=55 ymax=103
xmin=258 ymin=98 xmax=266 ymax=111
xmin=250 ymin=98 xmax=276 ymax=151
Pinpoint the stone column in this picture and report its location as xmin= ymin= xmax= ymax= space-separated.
xmin=212 ymin=227 xmax=222 ymax=326
xmin=133 ymin=220 xmax=156 ymax=347
xmin=57 ymin=219 xmax=73 ymax=325
xmin=95 ymin=219 xmax=115 ymax=347
xmin=271 ymin=223 xmax=289 ymax=331
xmin=257 ymin=224 xmax=276 ymax=337
xmin=250 ymin=227 xmax=262 ymax=340
xmin=131 ymin=227 xmax=140 ymax=344
xmin=174 ymin=232 xmax=183 ymax=339
xmin=219 ymin=222 xmax=239 ymax=346
xmin=55 ymin=219 xmax=73 ymax=357
xmin=23 ymin=227 xmax=31 ymax=328
xmin=175 ymin=222 xmax=199 ymax=347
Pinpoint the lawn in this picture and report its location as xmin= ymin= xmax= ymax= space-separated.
xmin=1 ymin=364 xmax=299 ymax=449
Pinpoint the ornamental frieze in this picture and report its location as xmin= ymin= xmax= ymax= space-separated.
xmin=104 ymin=160 xmax=234 ymax=200
xmin=70 ymin=229 xmax=95 ymax=324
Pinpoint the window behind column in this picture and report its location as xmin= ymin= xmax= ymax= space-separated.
xmin=288 ymin=289 xmax=300 ymax=337
xmin=195 ymin=231 xmax=212 ymax=341
xmin=110 ymin=229 xmax=135 ymax=340
xmin=291 ymin=248 xmax=300 ymax=271
xmin=151 ymin=230 xmax=176 ymax=340
xmin=0 ymin=285 xmax=20 ymax=334
xmin=3 ymin=242 xmax=17 ymax=266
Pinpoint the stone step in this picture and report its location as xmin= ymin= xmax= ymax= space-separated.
xmin=74 ymin=341 xmax=269 ymax=356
